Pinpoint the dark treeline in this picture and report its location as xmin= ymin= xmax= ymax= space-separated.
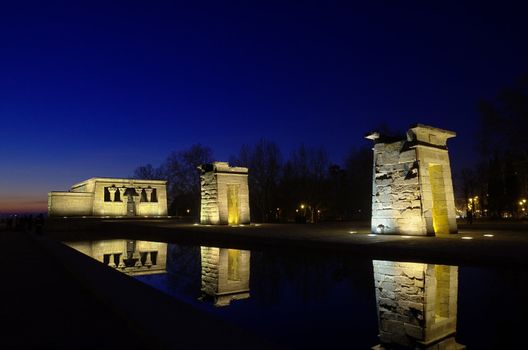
xmin=135 ymin=77 xmax=528 ymax=222
xmin=460 ymin=75 xmax=528 ymax=218
xmin=134 ymin=141 xmax=372 ymax=223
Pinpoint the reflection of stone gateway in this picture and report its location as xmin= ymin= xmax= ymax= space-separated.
xmin=65 ymin=239 xmax=168 ymax=276
xmin=200 ymin=247 xmax=251 ymax=306
xmin=48 ymin=178 xmax=168 ymax=217
xmin=372 ymin=260 xmax=465 ymax=349
xmin=366 ymin=124 xmax=457 ymax=236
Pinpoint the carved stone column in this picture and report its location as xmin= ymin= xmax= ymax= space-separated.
xmin=135 ymin=187 xmax=143 ymax=202
xmin=118 ymin=187 xmax=126 ymax=202
xmin=108 ymin=187 xmax=117 ymax=202
xmin=145 ymin=188 xmax=153 ymax=202
xmin=118 ymin=253 xmax=125 ymax=269
xmin=145 ymin=252 xmax=153 ymax=267
xmin=108 ymin=254 xmax=117 ymax=268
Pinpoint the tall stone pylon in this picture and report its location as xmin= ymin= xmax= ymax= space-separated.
xmin=366 ymin=124 xmax=457 ymax=236
xmin=198 ymin=162 xmax=250 ymax=225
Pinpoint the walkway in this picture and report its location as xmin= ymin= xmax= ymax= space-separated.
xmin=45 ymin=219 xmax=528 ymax=268
xmin=0 ymin=231 xmax=150 ymax=349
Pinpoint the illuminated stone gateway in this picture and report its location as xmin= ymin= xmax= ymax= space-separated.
xmin=48 ymin=178 xmax=168 ymax=217
xmin=372 ymin=260 xmax=465 ymax=350
xmin=199 ymin=162 xmax=250 ymax=225
xmin=200 ymin=247 xmax=251 ymax=306
xmin=367 ymin=124 xmax=457 ymax=236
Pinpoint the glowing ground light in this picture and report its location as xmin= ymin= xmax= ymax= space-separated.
xmin=484 ymin=234 xmax=494 ymax=237
xmin=401 ymin=235 xmax=412 ymax=238
xmin=193 ymin=223 xmax=199 ymax=226
xmin=368 ymin=234 xmax=377 ymax=237
xmin=349 ymin=231 xmax=357 ymax=234
xmin=461 ymin=236 xmax=473 ymax=240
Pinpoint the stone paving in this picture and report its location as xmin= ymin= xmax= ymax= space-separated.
xmin=0 ymin=231 xmax=151 ymax=349
xmin=45 ymin=219 xmax=528 ymax=268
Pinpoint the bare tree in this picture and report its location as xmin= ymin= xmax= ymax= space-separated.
xmin=475 ymin=75 xmax=528 ymax=216
xmin=233 ymin=139 xmax=283 ymax=222
xmin=133 ymin=164 xmax=163 ymax=180
xmin=344 ymin=146 xmax=372 ymax=220
xmin=163 ymin=144 xmax=213 ymax=218
xmin=281 ymin=145 xmax=329 ymax=223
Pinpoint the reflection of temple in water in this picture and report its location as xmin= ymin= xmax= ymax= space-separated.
xmin=66 ymin=240 xmax=167 ymax=276
xmin=200 ymin=247 xmax=250 ymax=306
xmin=372 ymin=260 xmax=465 ymax=350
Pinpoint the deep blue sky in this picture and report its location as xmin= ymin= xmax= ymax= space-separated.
xmin=1 ymin=1 xmax=527 ymax=212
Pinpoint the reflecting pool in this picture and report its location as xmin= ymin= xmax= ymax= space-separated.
xmin=65 ymin=239 xmax=527 ymax=349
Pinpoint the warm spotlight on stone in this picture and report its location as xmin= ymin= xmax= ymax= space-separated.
xmin=198 ymin=162 xmax=250 ymax=225
xmin=48 ymin=178 xmax=168 ymax=217
xmin=366 ymin=124 xmax=457 ymax=236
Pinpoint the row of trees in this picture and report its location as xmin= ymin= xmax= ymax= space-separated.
xmin=134 ymin=77 xmax=527 ymax=221
xmin=460 ymin=75 xmax=528 ymax=218
xmin=134 ymin=141 xmax=373 ymax=222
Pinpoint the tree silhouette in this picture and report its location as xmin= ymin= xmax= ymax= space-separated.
xmin=474 ymin=75 xmax=528 ymax=217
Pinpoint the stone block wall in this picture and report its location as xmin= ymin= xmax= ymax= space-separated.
xmin=92 ymin=179 xmax=167 ymax=216
xmin=199 ymin=162 xmax=250 ymax=225
xmin=372 ymin=260 xmax=462 ymax=349
xmin=48 ymin=192 xmax=94 ymax=216
xmin=415 ymin=147 xmax=457 ymax=235
xmin=368 ymin=124 xmax=457 ymax=236
xmin=200 ymin=171 xmax=220 ymax=224
xmin=201 ymin=246 xmax=220 ymax=296
xmin=200 ymin=247 xmax=251 ymax=306
xmin=48 ymin=177 xmax=168 ymax=217
xmin=216 ymin=173 xmax=250 ymax=224
xmin=371 ymin=141 xmax=424 ymax=235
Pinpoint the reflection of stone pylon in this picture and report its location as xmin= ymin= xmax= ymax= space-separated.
xmin=372 ymin=260 xmax=465 ymax=350
xmin=200 ymin=247 xmax=250 ymax=306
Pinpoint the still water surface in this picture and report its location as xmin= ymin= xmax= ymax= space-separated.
xmin=66 ymin=239 xmax=527 ymax=349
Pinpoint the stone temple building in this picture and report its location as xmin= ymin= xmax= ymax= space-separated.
xmin=48 ymin=178 xmax=168 ymax=217
xmin=199 ymin=162 xmax=250 ymax=225
xmin=366 ymin=124 xmax=457 ymax=236
xmin=65 ymin=239 xmax=167 ymax=276
xmin=372 ymin=260 xmax=464 ymax=349
xmin=200 ymin=247 xmax=251 ymax=306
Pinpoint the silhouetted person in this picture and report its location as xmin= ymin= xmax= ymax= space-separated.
xmin=466 ymin=209 xmax=473 ymax=224
xmin=27 ymin=215 xmax=33 ymax=231
xmin=35 ymin=214 xmax=44 ymax=235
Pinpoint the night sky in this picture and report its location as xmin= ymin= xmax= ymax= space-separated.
xmin=1 ymin=1 xmax=527 ymax=213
